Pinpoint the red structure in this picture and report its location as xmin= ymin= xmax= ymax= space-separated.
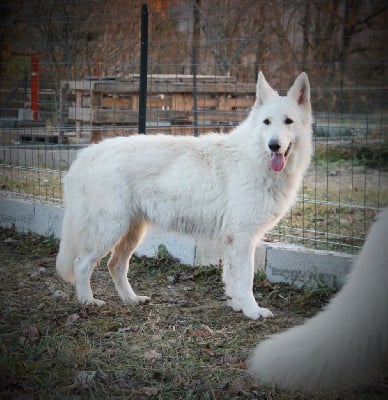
xmin=31 ymin=54 xmax=39 ymax=120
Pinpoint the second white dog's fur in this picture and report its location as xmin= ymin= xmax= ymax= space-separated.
xmin=249 ymin=208 xmax=388 ymax=391
xmin=56 ymin=72 xmax=312 ymax=320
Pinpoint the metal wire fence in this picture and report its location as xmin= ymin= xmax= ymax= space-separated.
xmin=1 ymin=0 xmax=387 ymax=253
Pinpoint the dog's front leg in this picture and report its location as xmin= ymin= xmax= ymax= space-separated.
xmin=222 ymin=237 xmax=273 ymax=320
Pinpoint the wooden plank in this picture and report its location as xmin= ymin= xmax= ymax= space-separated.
xmin=65 ymin=75 xmax=254 ymax=92
xmin=88 ymin=81 xmax=255 ymax=95
xmin=93 ymin=109 xmax=190 ymax=124
xmin=147 ymin=95 xmax=171 ymax=109
xmin=100 ymin=95 xmax=133 ymax=108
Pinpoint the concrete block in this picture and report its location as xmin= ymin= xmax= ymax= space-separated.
xmin=0 ymin=197 xmax=35 ymax=232
xmin=194 ymin=237 xmax=223 ymax=266
xmin=0 ymin=195 xmax=196 ymax=264
xmin=266 ymin=242 xmax=355 ymax=289
xmin=194 ymin=238 xmax=267 ymax=271
xmin=33 ymin=203 xmax=64 ymax=238
xmin=1 ymin=195 xmax=358 ymax=291
xmin=136 ymin=228 xmax=196 ymax=265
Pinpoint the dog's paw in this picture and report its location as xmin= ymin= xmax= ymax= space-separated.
xmin=80 ymin=298 xmax=106 ymax=307
xmin=122 ymin=294 xmax=150 ymax=305
xmin=258 ymin=307 xmax=274 ymax=319
xmin=227 ymin=297 xmax=274 ymax=320
xmin=243 ymin=305 xmax=274 ymax=320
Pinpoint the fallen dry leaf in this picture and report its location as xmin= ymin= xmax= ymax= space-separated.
xmin=143 ymin=349 xmax=162 ymax=361
xmin=138 ymin=386 xmax=160 ymax=396
xmin=73 ymin=370 xmax=96 ymax=387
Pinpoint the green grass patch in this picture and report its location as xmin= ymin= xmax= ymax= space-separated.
xmin=314 ymin=143 xmax=388 ymax=169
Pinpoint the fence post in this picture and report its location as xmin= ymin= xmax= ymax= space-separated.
xmin=31 ymin=54 xmax=39 ymax=121
xmin=192 ymin=0 xmax=200 ymax=137
xmin=138 ymin=3 xmax=148 ymax=134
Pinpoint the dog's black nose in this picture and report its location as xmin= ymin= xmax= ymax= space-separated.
xmin=268 ymin=141 xmax=281 ymax=152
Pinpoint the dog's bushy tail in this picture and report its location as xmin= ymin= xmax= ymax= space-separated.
xmin=56 ymin=212 xmax=77 ymax=284
xmin=248 ymin=208 xmax=388 ymax=392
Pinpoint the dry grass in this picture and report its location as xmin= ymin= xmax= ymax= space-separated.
xmin=1 ymin=228 xmax=387 ymax=399
xmin=0 ymin=165 xmax=64 ymax=203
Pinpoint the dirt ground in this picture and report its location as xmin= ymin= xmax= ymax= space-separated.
xmin=0 ymin=227 xmax=387 ymax=399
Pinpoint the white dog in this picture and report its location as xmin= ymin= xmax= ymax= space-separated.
xmin=56 ymin=72 xmax=312 ymax=320
xmin=249 ymin=208 xmax=388 ymax=390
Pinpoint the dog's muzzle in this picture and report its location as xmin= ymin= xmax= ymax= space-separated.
xmin=269 ymin=142 xmax=292 ymax=172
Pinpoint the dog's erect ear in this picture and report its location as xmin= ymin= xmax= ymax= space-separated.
xmin=288 ymin=72 xmax=310 ymax=107
xmin=255 ymin=71 xmax=278 ymax=106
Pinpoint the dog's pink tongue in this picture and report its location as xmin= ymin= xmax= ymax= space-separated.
xmin=271 ymin=153 xmax=285 ymax=172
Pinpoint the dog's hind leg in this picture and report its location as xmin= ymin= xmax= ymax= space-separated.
xmin=108 ymin=218 xmax=150 ymax=305
xmin=75 ymin=252 xmax=106 ymax=306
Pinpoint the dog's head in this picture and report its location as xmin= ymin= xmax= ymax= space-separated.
xmin=254 ymin=72 xmax=312 ymax=172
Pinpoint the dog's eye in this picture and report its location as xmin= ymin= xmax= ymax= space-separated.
xmin=285 ymin=118 xmax=293 ymax=125
xmin=263 ymin=119 xmax=271 ymax=125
